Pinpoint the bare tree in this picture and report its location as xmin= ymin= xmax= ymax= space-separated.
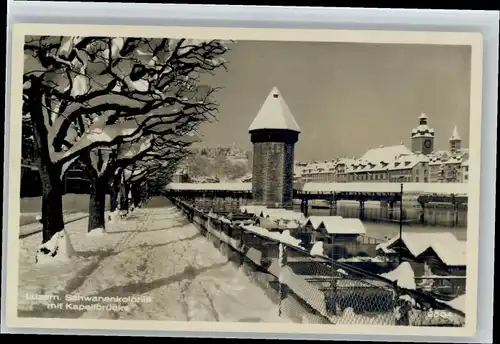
xmin=123 ymin=152 xmax=186 ymax=204
xmin=23 ymin=36 xmax=229 ymax=259
xmin=89 ymin=132 xmax=195 ymax=229
xmin=83 ymin=87 xmax=206 ymax=232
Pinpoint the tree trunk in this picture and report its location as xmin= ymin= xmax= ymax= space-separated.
xmin=27 ymin=83 xmax=66 ymax=245
xmin=88 ymin=174 xmax=108 ymax=232
xmin=39 ymin=163 xmax=65 ymax=244
xmin=109 ymin=173 xmax=120 ymax=212
xmin=110 ymin=187 xmax=118 ymax=212
xmin=120 ymin=182 xmax=129 ymax=212
xmin=131 ymin=185 xmax=138 ymax=207
xmin=139 ymin=184 xmax=148 ymax=205
xmin=132 ymin=184 xmax=141 ymax=207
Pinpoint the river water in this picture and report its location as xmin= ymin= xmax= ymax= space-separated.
xmin=197 ymin=198 xmax=468 ymax=242
xmin=301 ymin=205 xmax=467 ymax=242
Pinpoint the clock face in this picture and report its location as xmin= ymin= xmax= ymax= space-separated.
xmin=423 ymin=139 xmax=432 ymax=149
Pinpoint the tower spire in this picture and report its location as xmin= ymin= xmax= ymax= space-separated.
xmin=248 ymin=87 xmax=301 ymax=133
xmin=418 ymin=112 xmax=428 ymax=125
xmin=449 ymin=126 xmax=461 ymax=141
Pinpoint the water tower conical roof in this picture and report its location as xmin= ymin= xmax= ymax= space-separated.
xmin=248 ymin=86 xmax=301 ymax=133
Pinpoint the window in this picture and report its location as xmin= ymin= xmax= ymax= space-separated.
xmin=424 ymin=177 xmax=428 ymax=182
xmin=465 ymin=175 xmax=468 ymax=180
xmin=415 ymin=177 xmax=419 ymax=182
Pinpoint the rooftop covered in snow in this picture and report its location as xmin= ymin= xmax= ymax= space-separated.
xmin=376 ymin=232 xmax=467 ymax=267
xmin=305 ymin=216 xmax=366 ymax=235
xmin=360 ymin=144 xmax=413 ymax=163
xmin=239 ymin=205 xmax=268 ymax=215
xmin=258 ymin=208 xmax=305 ymax=221
xmin=248 ymin=86 xmax=301 ymax=133
xmin=305 ymin=215 xmax=343 ymax=230
xmin=345 ymin=152 xmax=430 ymax=174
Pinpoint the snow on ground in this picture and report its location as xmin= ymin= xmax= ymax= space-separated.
xmin=20 ymin=213 xmax=42 ymax=227
xmin=35 ymin=228 xmax=76 ymax=265
xmin=18 ymin=199 xmax=292 ymax=323
xmin=19 ymin=212 xmax=88 ymax=237
xmin=337 ymin=256 xmax=388 ymax=263
xmin=310 ymin=242 xmax=328 ymax=257
xmin=241 ymin=225 xmax=302 ymax=248
xmin=442 ymin=294 xmax=466 ymax=314
xmin=380 ymin=262 xmax=416 ymax=289
xmin=19 ymin=194 xmax=110 ymax=226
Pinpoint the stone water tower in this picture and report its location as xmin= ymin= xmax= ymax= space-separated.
xmin=248 ymin=87 xmax=301 ymax=209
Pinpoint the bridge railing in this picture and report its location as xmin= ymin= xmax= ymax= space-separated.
xmin=170 ymin=197 xmax=466 ymax=327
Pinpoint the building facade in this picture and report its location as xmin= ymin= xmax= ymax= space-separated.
xmin=297 ymin=113 xmax=468 ymax=183
xmin=461 ymin=159 xmax=469 ymax=182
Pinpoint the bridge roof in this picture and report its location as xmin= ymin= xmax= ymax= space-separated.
xmin=298 ymin=182 xmax=468 ymax=195
xmin=166 ymin=182 xmax=252 ymax=191
xmin=165 ymin=182 xmax=468 ymax=195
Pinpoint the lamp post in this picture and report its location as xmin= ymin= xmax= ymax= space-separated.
xmin=398 ymin=180 xmax=404 ymax=266
xmin=399 ymin=183 xmax=403 ymax=264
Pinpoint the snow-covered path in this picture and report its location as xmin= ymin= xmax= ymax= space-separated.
xmin=18 ymin=199 xmax=291 ymax=323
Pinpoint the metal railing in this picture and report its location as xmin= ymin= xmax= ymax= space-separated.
xmin=170 ymin=197 xmax=466 ymax=326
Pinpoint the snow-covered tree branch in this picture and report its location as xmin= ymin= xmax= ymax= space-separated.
xmin=24 ymin=35 xmax=230 ymax=262
xmin=86 ymin=131 xmax=196 ymax=230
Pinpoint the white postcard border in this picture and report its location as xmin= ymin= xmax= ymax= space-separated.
xmin=2 ymin=5 xmax=497 ymax=343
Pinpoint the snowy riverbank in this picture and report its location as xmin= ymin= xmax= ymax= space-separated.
xmin=17 ymin=201 xmax=293 ymax=323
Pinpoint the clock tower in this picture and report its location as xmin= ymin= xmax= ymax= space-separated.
xmin=411 ymin=113 xmax=435 ymax=155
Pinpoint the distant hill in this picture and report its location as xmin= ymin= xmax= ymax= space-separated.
xmin=182 ymin=147 xmax=252 ymax=182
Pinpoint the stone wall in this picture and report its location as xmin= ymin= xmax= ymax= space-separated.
xmin=251 ymin=141 xmax=295 ymax=208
